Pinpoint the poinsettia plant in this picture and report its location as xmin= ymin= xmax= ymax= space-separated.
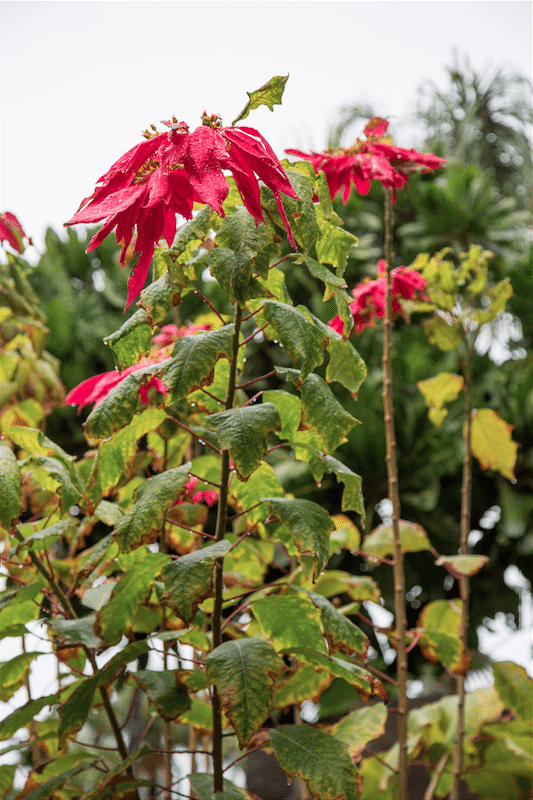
xmin=0 ymin=79 xmax=529 ymax=800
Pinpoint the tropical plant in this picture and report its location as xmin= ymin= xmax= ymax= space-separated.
xmin=0 ymin=78 xmax=531 ymax=800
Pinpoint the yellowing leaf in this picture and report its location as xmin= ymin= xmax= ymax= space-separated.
xmin=269 ymin=725 xmax=361 ymax=800
xmin=331 ymin=702 xmax=388 ymax=759
xmin=417 ymin=372 xmax=464 ymax=428
xmin=362 ymin=520 xmax=432 ymax=559
xmin=232 ymin=75 xmax=289 ymax=125
xmin=470 ymin=408 xmax=518 ymax=481
xmin=435 ymin=554 xmax=489 ymax=578
xmin=417 ymin=600 xmax=470 ymax=674
xmin=206 ymin=638 xmax=283 ymax=748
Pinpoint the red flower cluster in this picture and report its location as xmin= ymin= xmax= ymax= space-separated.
xmin=0 ymin=212 xmax=30 ymax=253
xmin=286 ymin=117 xmax=445 ymax=203
xmin=64 ymin=322 xmax=210 ymax=411
xmin=65 ymin=115 xmax=299 ymax=307
xmin=177 ymin=476 xmax=218 ymax=508
xmin=329 ymin=260 xmax=427 ymax=336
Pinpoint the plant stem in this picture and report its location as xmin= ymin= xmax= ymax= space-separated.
xmin=382 ymin=188 xmax=408 ymax=799
xmin=160 ymin=514 xmax=173 ymax=799
xmin=451 ymin=352 xmax=473 ymax=800
xmin=212 ymin=303 xmax=243 ymax=793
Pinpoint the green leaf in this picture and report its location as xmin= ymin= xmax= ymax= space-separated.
xmin=162 ymin=325 xmax=234 ymax=403
xmin=470 ymin=408 xmax=518 ymax=481
xmin=16 ymin=518 xmax=77 ymax=552
xmin=312 ymin=570 xmax=380 ymax=603
xmin=314 ymin=171 xmax=333 ymax=220
xmin=162 ymin=540 xmax=232 ymax=624
xmin=284 ymin=646 xmax=376 ymax=701
xmin=114 ymin=464 xmax=191 ymax=552
xmin=138 ymin=274 xmax=182 ymax=328
xmin=262 ymin=301 xmax=328 ymax=385
xmin=423 ymin=315 xmax=462 ymax=351
xmin=465 ymin=769 xmax=522 ymax=800
xmin=304 ymin=256 xmax=348 ymax=299
xmin=273 ymin=663 xmax=333 ymax=709
xmin=251 ymin=594 xmax=325 ymax=651
xmin=48 ymin=615 xmax=102 ymax=649
xmin=0 ymin=695 xmax=56 ymax=741
xmin=178 ymin=698 xmax=214 ymax=735
xmin=482 ymin=717 xmax=533 ymax=764
xmin=269 ymin=725 xmax=361 ymax=800
xmin=362 ymin=520 xmax=432 ymax=559
xmin=417 ymin=372 xmax=464 ymax=428
xmin=206 ymin=637 xmax=283 ymax=747
xmin=326 ymin=338 xmax=367 ymax=399
xmin=331 ymin=702 xmax=388 ymax=758
xmin=8 ymin=426 xmax=75 ymax=467
xmin=232 ymin=74 xmax=289 ymax=125
xmin=314 ymin=204 xmax=358 ymax=272
xmin=207 ymin=248 xmax=264 ymax=305
xmin=95 ymin=500 xmax=124 ymax=528
xmin=16 ymin=764 xmax=93 ymax=800
xmin=206 ymin=403 xmax=280 ymax=480
xmin=229 ymin=461 xmax=284 ymax=525
xmin=492 ymin=661 xmax=533 ymax=723
xmin=0 ymin=445 xmax=21 ymax=529
xmin=321 ymin=455 xmax=364 ymax=516
xmin=300 ymin=374 xmax=359 ymax=454
xmin=295 ymin=588 xmax=369 ymax=658
xmin=0 ymin=652 xmax=40 ymax=701
xmin=170 ymin=205 xmax=213 ymax=259
xmin=435 ymin=554 xmax=489 ymax=578
xmin=474 ymin=277 xmax=513 ymax=326
xmin=189 ymin=773 xmax=252 ymax=800
xmin=263 ymin=497 xmax=333 ymax=579
xmin=213 ymin=207 xmax=275 ymax=301
xmin=263 ymin=390 xmax=301 ymax=441
xmin=130 ymin=670 xmax=190 ymax=720
xmin=18 ymin=455 xmax=81 ymax=513
xmin=283 ymin=170 xmax=322 ymax=252
xmin=104 ymin=308 xmax=153 ymax=371
xmin=417 ymin=600 xmax=469 ymax=674
xmin=0 ymin=765 xmax=16 ymax=799
xmin=95 ymin=552 xmax=170 ymax=644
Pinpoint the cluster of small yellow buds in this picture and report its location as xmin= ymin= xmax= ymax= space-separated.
xmin=134 ymin=156 xmax=159 ymax=183
xmin=142 ymin=123 xmax=161 ymax=140
xmin=201 ymin=111 xmax=223 ymax=128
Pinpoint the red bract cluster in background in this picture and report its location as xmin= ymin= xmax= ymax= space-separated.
xmin=65 ymin=115 xmax=299 ymax=308
xmin=177 ymin=476 xmax=218 ymax=508
xmin=286 ymin=117 xmax=445 ymax=203
xmin=329 ymin=260 xmax=428 ymax=336
xmin=0 ymin=212 xmax=30 ymax=253
xmin=64 ymin=322 xmax=211 ymax=411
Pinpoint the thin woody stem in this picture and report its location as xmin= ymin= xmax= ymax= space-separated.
xmin=451 ymin=350 xmax=473 ymax=800
xmin=382 ymin=187 xmax=408 ymax=799
xmin=212 ymin=303 xmax=243 ymax=793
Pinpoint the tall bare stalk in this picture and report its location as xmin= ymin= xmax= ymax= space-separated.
xmin=382 ymin=188 xmax=408 ymax=799
xmin=451 ymin=344 xmax=473 ymax=799
xmin=212 ymin=303 xmax=243 ymax=792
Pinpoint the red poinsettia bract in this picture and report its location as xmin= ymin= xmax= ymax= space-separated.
xmin=0 ymin=212 xmax=30 ymax=253
xmin=177 ymin=476 xmax=218 ymax=508
xmin=65 ymin=116 xmax=299 ymax=307
xmin=329 ymin=260 xmax=428 ymax=336
xmin=286 ymin=117 xmax=445 ymax=203
xmin=65 ymin=322 xmax=211 ymax=411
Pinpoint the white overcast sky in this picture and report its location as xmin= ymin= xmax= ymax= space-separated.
xmin=1 ymin=0 xmax=532 ymax=253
